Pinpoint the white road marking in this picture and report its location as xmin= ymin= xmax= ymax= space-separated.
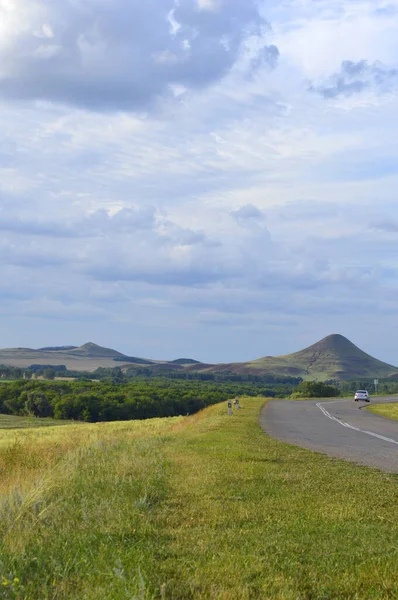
xmin=316 ymin=402 xmax=398 ymax=445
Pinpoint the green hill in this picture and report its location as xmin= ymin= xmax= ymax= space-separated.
xmin=0 ymin=334 xmax=396 ymax=380
xmin=244 ymin=334 xmax=398 ymax=381
xmin=67 ymin=342 xmax=127 ymax=358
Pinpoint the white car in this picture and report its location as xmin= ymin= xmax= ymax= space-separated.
xmin=354 ymin=390 xmax=370 ymax=402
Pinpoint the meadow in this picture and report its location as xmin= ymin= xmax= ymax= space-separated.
xmin=1 ymin=398 xmax=398 ymax=599
xmin=0 ymin=414 xmax=75 ymax=430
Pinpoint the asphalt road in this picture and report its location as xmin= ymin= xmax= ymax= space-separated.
xmin=259 ymin=396 xmax=398 ymax=473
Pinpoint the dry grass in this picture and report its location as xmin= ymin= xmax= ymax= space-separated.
xmin=0 ymin=414 xmax=76 ymax=430
xmin=0 ymin=417 xmax=181 ymax=500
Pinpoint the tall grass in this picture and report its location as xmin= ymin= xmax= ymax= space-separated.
xmin=1 ymin=399 xmax=398 ymax=598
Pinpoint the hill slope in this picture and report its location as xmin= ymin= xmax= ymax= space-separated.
xmin=244 ymin=334 xmax=398 ymax=380
xmin=0 ymin=334 xmax=396 ymax=380
xmin=0 ymin=343 xmax=131 ymax=371
xmin=67 ymin=342 xmax=127 ymax=358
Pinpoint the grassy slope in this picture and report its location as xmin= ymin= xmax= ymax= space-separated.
xmin=0 ymin=356 xmax=125 ymax=372
xmin=67 ymin=342 xmax=126 ymax=358
xmin=0 ymin=414 xmax=76 ymax=430
xmin=0 ymin=342 xmax=129 ymax=372
xmin=367 ymin=402 xmax=398 ymax=421
xmin=0 ymin=343 xmax=154 ymax=371
xmin=246 ymin=334 xmax=398 ymax=380
xmin=1 ymin=400 xmax=398 ymax=598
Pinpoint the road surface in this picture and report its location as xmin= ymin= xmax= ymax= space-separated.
xmin=259 ymin=396 xmax=398 ymax=473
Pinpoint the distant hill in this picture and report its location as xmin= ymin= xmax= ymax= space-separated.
xmin=113 ymin=356 xmax=154 ymax=365
xmin=0 ymin=343 xmax=130 ymax=372
xmin=0 ymin=334 xmax=396 ymax=380
xmin=242 ymin=334 xmax=398 ymax=381
xmin=38 ymin=346 xmax=78 ymax=352
xmin=67 ymin=342 xmax=127 ymax=358
xmin=124 ymin=334 xmax=398 ymax=380
xmin=170 ymin=358 xmax=201 ymax=365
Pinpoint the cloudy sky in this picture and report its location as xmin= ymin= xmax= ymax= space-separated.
xmin=1 ymin=0 xmax=398 ymax=364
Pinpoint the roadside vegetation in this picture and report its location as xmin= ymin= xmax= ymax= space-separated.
xmin=366 ymin=403 xmax=398 ymax=421
xmin=1 ymin=397 xmax=398 ymax=598
xmin=290 ymin=381 xmax=339 ymax=398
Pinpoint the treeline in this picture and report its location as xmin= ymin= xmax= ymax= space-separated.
xmin=0 ymin=378 xmax=284 ymax=423
xmin=0 ymin=365 xmax=87 ymax=381
xmin=0 ymin=364 xmax=303 ymax=386
xmin=122 ymin=367 xmax=303 ymax=385
xmin=339 ymin=379 xmax=398 ymax=396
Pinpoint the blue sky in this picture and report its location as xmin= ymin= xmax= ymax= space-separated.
xmin=1 ymin=0 xmax=398 ymax=364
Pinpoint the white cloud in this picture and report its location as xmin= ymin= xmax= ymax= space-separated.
xmin=197 ymin=0 xmax=221 ymax=11
xmin=273 ymin=0 xmax=398 ymax=76
xmin=0 ymin=0 xmax=266 ymax=110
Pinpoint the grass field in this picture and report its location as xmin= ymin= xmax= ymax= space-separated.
xmin=367 ymin=402 xmax=398 ymax=421
xmin=0 ymin=414 xmax=76 ymax=430
xmin=1 ymin=398 xmax=398 ymax=599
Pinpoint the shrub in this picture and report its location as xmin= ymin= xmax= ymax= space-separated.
xmin=292 ymin=381 xmax=340 ymax=398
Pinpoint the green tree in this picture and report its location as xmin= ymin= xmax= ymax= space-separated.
xmin=24 ymin=390 xmax=54 ymax=417
xmin=43 ymin=368 xmax=56 ymax=380
xmin=293 ymin=381 xmax=339 ymax=398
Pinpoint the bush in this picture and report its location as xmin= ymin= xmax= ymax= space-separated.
xmin=292 ymin=381 xmax=340 ymax=398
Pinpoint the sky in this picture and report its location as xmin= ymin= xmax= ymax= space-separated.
xmin=1 ymin=0 xmax=398 ymax=364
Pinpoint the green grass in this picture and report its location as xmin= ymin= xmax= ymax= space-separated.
xmin=0 ymin=413 xmax=76 ymax=430
xmin=366 ymin=402 xmax=398 ymax=421
xmin=1 ymin=399 xmax=398 ymax=598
